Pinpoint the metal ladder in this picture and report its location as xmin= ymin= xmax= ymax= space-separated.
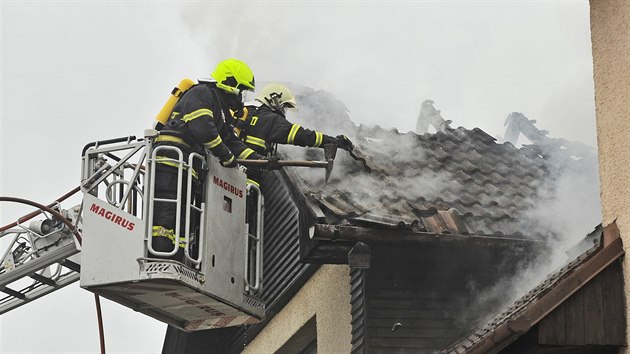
xmin=145 ymin=144 xmax=206 ymax=266
xmin=0 ymin=205 xmax=81 ymax=314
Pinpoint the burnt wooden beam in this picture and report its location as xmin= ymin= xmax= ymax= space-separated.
xmin=603 ymin=220 xmax=620 ymax=247
xmin=311 ymin=224 xmax=541 ymax=246
xmin=302 ymin=242 xmax=353 ymax=264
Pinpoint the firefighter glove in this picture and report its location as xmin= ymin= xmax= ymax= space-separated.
xmin=335 ymin=135 xmax=354 ymax=151
xmin=220 ymin=154 xmax=238 ymax=168
xmin=265 ymin=156 xmax=283 ymax=170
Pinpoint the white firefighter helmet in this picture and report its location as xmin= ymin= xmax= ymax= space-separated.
xmin=256 ymin=83 xmax=297 ymax=113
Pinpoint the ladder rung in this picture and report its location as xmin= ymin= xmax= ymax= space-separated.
xmin=153 ymin=197 xmax=177 ymax=203
xmin=30 ymin=273 xmax=56 ymax=286
xmin=1 ymin=287 xmax=25 ymax=299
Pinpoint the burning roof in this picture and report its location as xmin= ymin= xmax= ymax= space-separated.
xmin=283 ymin=87 xmax=600 ymax=242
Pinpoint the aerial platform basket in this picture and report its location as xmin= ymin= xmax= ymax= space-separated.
xmin=79 ymin=132 xmax=265 ymax=332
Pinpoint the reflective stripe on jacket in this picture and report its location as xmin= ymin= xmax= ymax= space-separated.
xmin=157 ymin=84 xmax=258 ymax=163
xmin=240 ymin=105 xmax=335 ymax=156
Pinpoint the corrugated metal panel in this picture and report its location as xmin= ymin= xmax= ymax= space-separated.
xmin=224 ymin=171 xmax=315 ymax=353
xmin=258 ymin=171 xmax=303 ymax=303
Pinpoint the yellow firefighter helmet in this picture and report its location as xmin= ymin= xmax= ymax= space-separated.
xmin=211 ymin=58 xmax=256 ymax=95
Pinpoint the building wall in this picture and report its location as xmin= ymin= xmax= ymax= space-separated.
xmin=242 ymin=264 xmax=353 ymax=354
xmin=589 ymin=0 xmax=630 ymax=350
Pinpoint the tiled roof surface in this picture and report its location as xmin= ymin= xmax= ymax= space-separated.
xmin=325 ymin=127 xmax=548 ymax=237
xmin=283 ymin=87 xmax=598 ymax=239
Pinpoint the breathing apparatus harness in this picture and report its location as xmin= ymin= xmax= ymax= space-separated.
xmin=157 ymin=80 xmax=243 ymax=149
xmin=233 ymin=103 xmax=281 ymax=158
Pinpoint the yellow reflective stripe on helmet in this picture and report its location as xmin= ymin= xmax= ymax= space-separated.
xmin=181 ymin=108 xmax=213 ymax=122
xmin=245 ymin=135 xmax=266 ymax=148
xmin=155 ymin=157 xmax=198 ymax=179
xmin=314 ymin=132 xmax=323 ymax=147
xmin=238 ymin=148 xmax=255 ymax=159
xmin=204 ymin=135 xmax=223 ymax=149
xmin=247 ymin=178 xmax=260 ymax=187
xmin=288 ymin=124 xmax=301 ymax=144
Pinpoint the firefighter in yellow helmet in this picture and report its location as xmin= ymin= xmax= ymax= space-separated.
xmin=151 ymin=59 xmax=268 ymax=261
xmin=236 ymin=83 xmax=353 ymax=187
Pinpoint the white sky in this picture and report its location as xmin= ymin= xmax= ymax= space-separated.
xmin=1 ymin=1 xmax=597 ymax=353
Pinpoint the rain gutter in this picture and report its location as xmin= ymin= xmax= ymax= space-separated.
xmin=310 ymin=223 xmax=542 ymax=245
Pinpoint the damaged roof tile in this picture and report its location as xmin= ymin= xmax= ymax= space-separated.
xmin=286 ymin=90 xmax=599 ymax=241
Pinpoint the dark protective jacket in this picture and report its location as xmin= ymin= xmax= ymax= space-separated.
xmin=239 ymin=104 xmax=336 ymax=185
xmin=151 ymin=83 xmax=260 ymax=260
xmin=240 ymin=105 xmax=336 ymax=155
xmin=156 ymin=83 xmax=259 ymax=165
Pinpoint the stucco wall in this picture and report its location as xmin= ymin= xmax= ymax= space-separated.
xmin=590 ymin=0 xmax=630 ymax=349
xmin=242 ymin=264 xmax=353 ymax=354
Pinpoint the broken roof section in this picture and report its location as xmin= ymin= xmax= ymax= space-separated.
xmin=438 ymin=223 xmax=625 ymax=354
xmin=285 ymin=87 xmax=600 ymax=242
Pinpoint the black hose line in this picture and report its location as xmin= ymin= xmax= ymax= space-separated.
xmin=0 ymin=195 xmax=82 ymax=244
xmin=0 ymin=187 xmax=81 ymax=233
xmin=94 ymin=294 xmax=106 ymax=354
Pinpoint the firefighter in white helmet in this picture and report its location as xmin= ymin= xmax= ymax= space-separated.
xmin=235 ymin=83 xmax=353 ymax=187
